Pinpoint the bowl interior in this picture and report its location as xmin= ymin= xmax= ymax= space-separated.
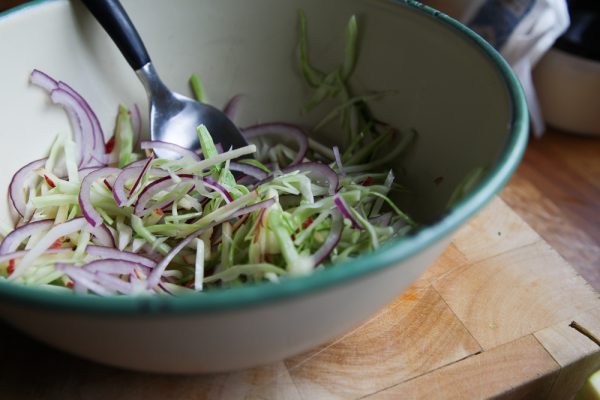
xmin=0 ymin=0 xmax=512 ymax=227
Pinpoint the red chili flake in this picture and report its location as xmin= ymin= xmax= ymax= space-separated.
xmin=103 ymin=179 xmax=113 ymax=191
xmin=302 ymin=216 xmax=314 ymax=230
xmin=361 ymin=176 xmax=374 ymax=186
xmin=185 ymin=279 xmax=195 ymax=289
xmin=44 ymin=175 xmax=56 ymax=188
xmin=50 ymin=237 xmax=64 ymax=249
xmin=7 ymin=259 xmax=15 ymax=275
xmin=105 ymin=136 xmax=116 ymax=154
xmin=66 ymin=281 xmax=74 ymax=289
xmin=154 ymin=208 xmax=165 ymax=216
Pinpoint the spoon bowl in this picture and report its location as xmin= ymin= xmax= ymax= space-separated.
xmin=82 ymin=0 xmax=248 ymax=158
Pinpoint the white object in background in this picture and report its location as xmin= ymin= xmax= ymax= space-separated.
xmin=427 ymin=0 xmax=570 ymax=137
xmin=534 ymin=48 xmax=600 ymax=136
xmin=467 ymin=0 xmax=570 ymax=137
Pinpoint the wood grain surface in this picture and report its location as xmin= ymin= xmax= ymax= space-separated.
xmin=0 ymin=197 xmax=598 ymax=400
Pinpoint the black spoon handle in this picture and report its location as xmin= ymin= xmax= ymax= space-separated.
xmin=80 ymin=0 xmax=151 ymax=70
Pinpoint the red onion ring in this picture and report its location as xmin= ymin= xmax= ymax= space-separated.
xmin=223 ymin=94 xmax=243 ymax=122
xmin=86 ymin=245 xmax=157 ymax=268
xmin=229 ymin=161 xmax=268 ymax=180
xmin=9 ymin=158 xmax=46 ymax=217
xmin=333 ymin=194 xmax=362 ymax=229
xmin=140 ymin=141 xmax=201 ymax=161
xmin=58 ymin=81 xmax=105 ymax=156
xmin=242 ymin=123 xmax=308 ymax=166
xmin=87 ymin=224 xmax=116 ymax=247
xmin=0 ymin=219 xmax=53 ymax=255
xmin=311 ymin=211 xmax=343 ymax=266
xmin=79 ymin=167 xmax=121 ymax=227
xmin=30 ymin=69 xmax=58 ymax=92
xmin=112 ymin=159 xmax=165 ymax=207
xmin=50 ymin=88 xmax=91 ymax=166
xmin=82 ymin=258 xmax=150 ymax=275
xmin=56 ymin=263 xmax=113 ymax=296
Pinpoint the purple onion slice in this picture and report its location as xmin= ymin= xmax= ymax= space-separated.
xmin=242 ymin=123 xmax=308 ymax=166
xmin=0 ymin=219 xmax=54 ymax=255
xmin=87 ymin=224 xmax=116 ymax=248
xmin=140 ymin=141 xmax=201 ymax=161
xmin=30 ymin=69 xmax=58 ymax=92
xmin=86 ymin=245 xmax=157 ymax=268
xmin=58 ymin=81 xmax=105 ymax=156
xmin=9 ymin=158 xmax=46 ymax=217
xmin=56 ymin=263 xmax=113 ymax=296
xmin=229 ymin=161 xmax=268 ymax=180
xmin=223 ymin=94 xmax=243 ymax=121
xmin=82 ymin=258 xmax=150 ymax=275
xmin=333 ymin=194 xmax=362 ymax=229
xmin=79 ymin=167 xmax=121 ymax=227
xmin=311 ymin=211 xmax=343 ymax=266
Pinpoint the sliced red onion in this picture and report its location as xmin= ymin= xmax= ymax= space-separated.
xmin=10 ymin=218 xmax=87 ymax=280
xmin=228 ymin=198 xmax=276 ymax=220
xmin=56 ymin=263 xmax=113 ymax=296
xmin=86 ymin=245 xmax=157 ymax=268
xmin=30 ymin=69 xmax=58 ymax=92
xmin=333 ymin=194 xmax=362 ymax=229
xmin=0 ymin=219 xmax=53 ymax=255
xmin=78 ymin=166 xmax=102 ymax=180
xmin=79 ymin=167 xmax=121 ymax=227
xmin=86 ymin=224 xmax=115 ymax=247
xmin=130 ymin=103 xmax=142 ymax=147
xmin=94 ymin=271 xmax=135 ymax=294
xmin=202 ymin=177 xmax=233 ymax=202
xmin=58 ymin=81 xmax=105 ymax=157
xmin=83 ymin=258 xmax=150 ymax=275
xmin=134 ymin=174 xmax=231 ymax=216
xmin=332 ymin=146 xmax=346 ymax=178
xmin=9 ymin=158 xmax=46 ymax=217
xmin=140 ymin=141 xmax=201 ymax=161
xmin=50 ymin=88 xmax=92 ymax=166
xmin=311 ymin=211 xmax=343 ymax=266
xmin=112 ymin=158 xmax=162 ymax=206
xmin=242 ymin=123 xmax=308 ymax=166
xmin=229 ymin=161 xmax=268 ymax=180
xmin=257 ymin=162 xmax=338 ymax=196
xmin=146 ymin=223 xmax=215 ymax=289
xmin=130 ymin=156 xmax=155 ymax=197
xmin=223 ymin=94 xmax=243 ymax=122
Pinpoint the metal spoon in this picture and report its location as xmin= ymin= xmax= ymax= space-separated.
xmin=80 ymin=0 xmax=248 ymax=158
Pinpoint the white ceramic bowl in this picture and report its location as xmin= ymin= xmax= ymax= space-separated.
xmin=0 ymin=0 xmax=527 ymax=373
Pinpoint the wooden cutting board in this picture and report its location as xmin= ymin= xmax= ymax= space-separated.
xmin=1 ymin=197 xmax=599 ymax=399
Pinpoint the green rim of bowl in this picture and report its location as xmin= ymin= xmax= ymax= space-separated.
xmin=0 ymin=0 xmax=529 ymax=315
